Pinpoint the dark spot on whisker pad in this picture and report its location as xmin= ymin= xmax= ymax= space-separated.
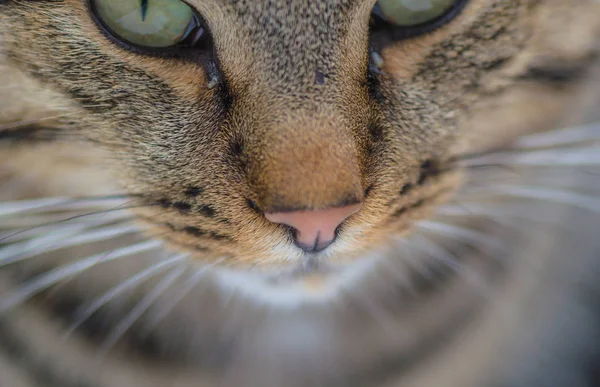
xmin=392 ymin=199 xmax=426 ymax=218
xmin=418 ymin=159 xmax=440 ymax=186
xmin=198 ymin=204 xmax=216 ymax=218
xmin=184 ymin=186 xmax=203 ymax=197
xmin=209 ymin=232 xmax=230 ymax=241
xmin=184 ymin=226 xmax=206 ymax=237
xmin=246 ymin=198 xmax=261 ymax=214
xmin=173 ymin=202 xmax=192 ymax=212
xmin=181 ymin=226 xmax=231 ymax=241
xmin=393 ymin=207 xmax=407 ymax=217
xmin=158 ymin=199 xmax=172 ymax=208
xmin=400 ymin=183 xmax=413 ymax=195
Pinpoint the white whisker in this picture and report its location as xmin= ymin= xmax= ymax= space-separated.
xmin=515 ymin=121 xmax=600 ymax=149
xmin=0 ymin=111 xmax=82 ymax=131
xmin=0 ymin=198 xmax=75 ymax=217
xmin=459 ymin=147 xmax=600 ymax=168
xmin=0 ymin=224 xmax=139 ymax=267
xmin=0 ymin=211 xmax=133 ymax=240
xmin=368 ymin=242 xmax=418 ymax=296
xmin=0 ymin=197 xmax=130 ymax=218
xmin=415 ymin=220 xmax=503 ymax=252
xmin=408 ymin=235 xmax=488 ymax=292
xmin=407 ymin=235 xmax=460 ymax=272
xmin=463 ymin=185 xmax=600 ymax=213
xmin=143 ymin=260 xmax=222 ymax=334
xmin=97 ymin=260 xmax=188 ymax=358
xmin=0 ymin=240 xmax=163 ymax=313
xmin=64 ymin=255 xmax=189 ymax=339
xmin=0 ymin=204 xmax=140 ymax=244
xmin=393 ymin=239 xmax=437 ymax=282
xmin=437 ymin=203 xmax=565 ymax=227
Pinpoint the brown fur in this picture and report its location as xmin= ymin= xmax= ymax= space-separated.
xmin=0 ymin=2 xmax=600 ymax=386
xmin=1 ymin=0 xmax=599 ymax=268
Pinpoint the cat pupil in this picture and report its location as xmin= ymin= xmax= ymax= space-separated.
xmin=141 ymin=0 xmax=149 ymax=21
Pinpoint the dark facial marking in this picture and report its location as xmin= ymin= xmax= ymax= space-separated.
xmin=184 ymin=226 xmax=206 ymax=237
xmin=369 ymin=123 xmax=385 ymax=143
xmin=364 ymin=184 xmax=375 ymax=198
xmin=158 ymin=198 xmax=172 ymax=209
xmin=198 ymin=204 xmax=216 ymax=218
xmin=184 ymin=186 xmax=204 ymax=197
xmin=518 ymin=59 xmax=595 ymax=85
xmin=246 ymin=198 xmax=262 ymax=214
xmin=0 ymin=125 xmax=62 ymax=143
xmin=417 ymin=159 xmax=440 ymax=186
xmin=400 ymin=183 xmax=414 ymax=195
xmin=314 ymin=70 xmax=326 ymax=85
xmin=173 ymin=201 xmax=193 ymax=213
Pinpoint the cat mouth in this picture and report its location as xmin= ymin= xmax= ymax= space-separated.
xmin=139 ymin=177 xmax=459 ymax=272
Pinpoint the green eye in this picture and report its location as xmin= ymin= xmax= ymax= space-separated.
xmin=93 ymin=0 xmax=201 ymax=48
xmin=374 ymin=0 xmax=459 ymax=26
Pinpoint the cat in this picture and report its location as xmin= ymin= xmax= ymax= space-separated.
xmin=1 ymin=0 xmax=599 ymax=386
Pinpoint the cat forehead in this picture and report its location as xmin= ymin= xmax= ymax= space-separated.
xmin=182 ymin=0 xmax=378 ymax=92
xmin=189 ymin=0 xmax=365 ymax=15
xmin=187 ymin=0 xmax=375 ymax=32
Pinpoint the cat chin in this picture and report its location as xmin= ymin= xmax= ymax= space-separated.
xmin=210 ymin=262 xmax=370 ymax=308
xmin=202 ymin=245 xmax=391 ymax=307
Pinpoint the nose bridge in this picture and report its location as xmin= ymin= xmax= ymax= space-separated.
xmin=217 ymin=0 xmax=368 ymax=96
xmin=215 ymin=0 xmax=372 ymax=212
xmin=248 ymin=110 xmax=365 ymax=213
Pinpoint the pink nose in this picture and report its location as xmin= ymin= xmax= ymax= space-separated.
xmin=265 ymin=203 xmax=362 ymax=253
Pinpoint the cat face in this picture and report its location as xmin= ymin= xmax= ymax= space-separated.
xmin=1 ymin=0 xmax=598 ymax=269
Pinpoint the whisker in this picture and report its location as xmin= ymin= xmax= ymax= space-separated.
xmin=452 ymin=121 xmax=600 ymax=163
xmin=64 ymin=255 xmax=189 ymax=339
xmin=435 ymin=203 xmax=587 ymax=240
xmin=415 ymin=220 xmax=504 ymax=253
xmin=515 ymin=121 xmax=600 ymax=149
xmin=458 ymin=147 xmax=600 ymax=168
xmin=142 ymin=259 xmax=222 ymax=335
xmin=0 ymin=195 xmax=136 ymax=218
xmin=370 ymin=243 xmax=417 ymax=296
xmin=460 ymin=169 xmax=600 ymax=191
xmin=408 ymin=235 xmax=488 ymax=292
xmin=0 ymin=240 xmax=163 ymax=313
xmin=97 ymin=260 xmax=188 ymax=359
xmin=407 ymin=234 xmax=460 ymax=272
xmin=0 ymin=201 xmax=152 ymax=244
xmin=0 ymin=111 xmax=83 ymax=131
xmin=462 ymin=185 xmax=600 ymax=213
xmin=0 ymin=210 xmax=133 ymax=236
xmin=0 ymin=224 xmax=140 ymax=267
xmin=0 ymin=197 xmax=75 ymax=217
xmin=393 ymin=239 xmax=437 ymax=282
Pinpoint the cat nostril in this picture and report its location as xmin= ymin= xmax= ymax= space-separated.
xmin=293 ymin=231 xmax=336 ymax=253
xmin=265 ymin=203 xmax=362 ymax=253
